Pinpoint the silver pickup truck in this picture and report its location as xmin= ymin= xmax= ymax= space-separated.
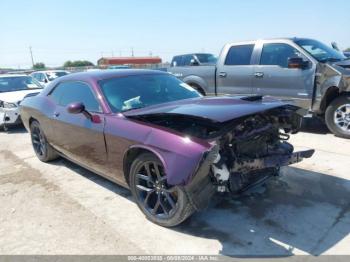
xmin=168 ymin=38 xmax=350 ymax=138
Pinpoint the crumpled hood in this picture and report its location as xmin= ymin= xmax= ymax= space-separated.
xmin=123 ymin=96 xmax=294 ymax=123
xmin=0 ymin=89 xmax=42 ymax=103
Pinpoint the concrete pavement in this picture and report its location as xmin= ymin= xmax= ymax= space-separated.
xmin=0 ymin=122 xmax=349 ymax=255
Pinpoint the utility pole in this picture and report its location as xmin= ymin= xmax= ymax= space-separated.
xmin=29 ymin=46 xmax=35 ymax=67
xmin=131 ymin=47 xmax=134 ymax=57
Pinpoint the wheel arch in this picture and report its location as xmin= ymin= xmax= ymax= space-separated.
xmin=186 ymin=82 xmax=206 ymax=95
xmin=123 ymin=145 xmax=167 ymax=186
xmin=182 ymin=76 xmax=208 ymax=94
xmin=319 ymin=86 xmax=340 ymax=113
xmin=29 ymin=117 xmax=39 ymax=126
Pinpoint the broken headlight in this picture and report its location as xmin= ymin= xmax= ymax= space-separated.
xmin=0 ymin=101 xmax=17 ymax=108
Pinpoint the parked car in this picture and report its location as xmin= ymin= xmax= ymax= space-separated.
xmin=171 ymin=53 xmax=217 ymax=68
xmin=20 ymin=70 xmax=313 ymax=227
xmin=344 ymin=52 xmax=350 ymax=58
xmin=0 ymin=74 xmax=42 ymax=130
xmin=31 ymin=70 xmax=69 ymax=87
xmin=168 ymin=38 xmax=350 ymax=138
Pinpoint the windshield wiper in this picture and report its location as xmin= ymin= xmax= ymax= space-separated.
xmin=121 ymin=105 xmax=145 ymax=112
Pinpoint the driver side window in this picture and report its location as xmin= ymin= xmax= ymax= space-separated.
xmin=260 ymin=43 xmax=305 ymax=68
xmin=49 ymin=81 xmax=102 ymax=112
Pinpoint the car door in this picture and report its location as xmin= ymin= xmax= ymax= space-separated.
xmin=216 ymin=43 xmax=255 ymax=96
xmin=252 ymin=41 xmax=315 ymax=109
xmin=48 ymin=81 xmax=108 ymax=174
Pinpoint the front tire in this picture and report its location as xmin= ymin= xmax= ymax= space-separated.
xmin=30 ymin=120 xmax=59 ymax=162
xmin=129 ymin=153 xmax=194 ymax=227
xmin=325 ymin=96 xmax=350 ymax=139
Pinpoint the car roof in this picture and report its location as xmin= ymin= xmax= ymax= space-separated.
xmin=57 ymin=69 xmax=168 ymax=82
xmin=173 ymin=53 xmax=213 ymax=57
xmin=226 ymin=37 xmax=316 ymax=46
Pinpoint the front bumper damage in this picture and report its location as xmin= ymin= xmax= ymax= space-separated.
xmin=184 ymin=147 xmax=314 ymax=211
xmin=0 ymin=107 xmax=21 ymax=128
xmin=230 ymin=149 xmax=315 ymax=174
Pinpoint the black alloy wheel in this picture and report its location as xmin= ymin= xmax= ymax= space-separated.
xmin=130 ymin=153 xmax=194 ymax=227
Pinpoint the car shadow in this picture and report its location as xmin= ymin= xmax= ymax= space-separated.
xmin=300 ymin=117 xmax=330 ymax=135
xmin=176 ymin=167 xmax=350 ymax=256
xmin=52 ymin=156 xmax=350 ymax=256
xmin=51 ymin=158 xmax=132 ymax=199
xmin=1 ymin=124 xmax=27 ymax=134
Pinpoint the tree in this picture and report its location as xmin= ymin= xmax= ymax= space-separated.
xmin=33 ymin=62 xmax=45 ymax=70
xmin=63 ymin=60 xmax=73 ymax=67
xmin=345 ymin=47 xmax=350 ymax=52
xmin=63 ymin=60 xmax=94 ymax=67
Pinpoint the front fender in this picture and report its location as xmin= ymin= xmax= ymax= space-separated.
xmin=313 ymin=63 xmax=342 ymax=112
xmin=128 ymin=128 xmax=213 ymax=186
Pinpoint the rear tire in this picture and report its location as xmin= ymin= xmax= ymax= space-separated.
xmin=189 ymin=84 xmax=205 ymax=96
xmin=325 ymin=95 xmax=350 ymax=139
xmin=129 ymin=153 xmax=194 ymax=227
xmin=30 ymin=120 xmax=59 ymax=162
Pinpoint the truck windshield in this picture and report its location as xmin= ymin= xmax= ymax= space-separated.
xmin=99 ymin=74 xmax=201 ymax=112
xmin=295 ymin=39 xmax=347 ymax=63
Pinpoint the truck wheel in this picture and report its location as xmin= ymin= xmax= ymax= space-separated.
xmin=189 ymin=84 xmax=205 ymax=96
xmin=325 ymin=95 xmax=350 ymax=139
xmin=129 ymin=153 xmax=194 ymax=227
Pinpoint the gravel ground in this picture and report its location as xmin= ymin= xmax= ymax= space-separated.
xmin=0 ymin=120 xmax=349 ymax=256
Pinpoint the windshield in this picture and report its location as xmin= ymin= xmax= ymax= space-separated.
xmin=295 ymin=39 xmax=347 ymax=63
xmin=46 ymin=71 xmax=68 ymax=81
xmin=195 ymin=54 xmax=217 ymax=64
xmin=0 ymin=76 xmax=42 ymax=93
xmin=99 ymin=74 xmax=201 ymax=112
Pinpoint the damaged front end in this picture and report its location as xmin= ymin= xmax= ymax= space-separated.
xmin=210 ymin=105 xmax=314 ymax=196
xmin=185 ymin=105 xmax=314 ymax=210
xmin=126 ymin=101 xmax=314 ymax=210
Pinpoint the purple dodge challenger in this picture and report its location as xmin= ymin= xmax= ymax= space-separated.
xmin=20 ymin=70 xmax=314 ymax=227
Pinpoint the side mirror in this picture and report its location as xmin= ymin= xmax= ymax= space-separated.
xmin=67 ymin=102 xmax=85 ymax=114
xmin=67 ymin=102 xmax=101 ymax=123
xmin=43 ymin=78 xmax=48 ymax=83
xmin=331 ymin=42 xmax=340 ymax=51
xmin=190 ymin=59 xmax=199 ymax=66
xmin=288 ymin=57 xmax=309 ymax=69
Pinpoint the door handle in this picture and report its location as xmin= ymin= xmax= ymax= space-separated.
xmin=254 ymin=72 xmax=264 ymax=78
xmin=53 ymin=112 xmax=60 ymax=117
xmin=218 ymin=72 xmax=227 ymax=78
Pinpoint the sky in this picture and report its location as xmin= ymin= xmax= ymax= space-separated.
xmin=0 ymin=0 xmax=349 ymax=68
